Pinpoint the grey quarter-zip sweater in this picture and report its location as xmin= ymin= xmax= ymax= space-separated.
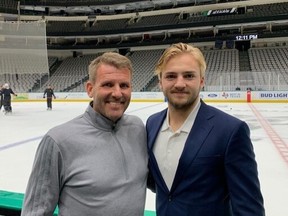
xmin=21 ymin=102 xmax=148 ymax=216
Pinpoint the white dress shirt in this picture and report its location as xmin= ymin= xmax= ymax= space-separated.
xmin=153 ymin=99 xmax=201 ymax=190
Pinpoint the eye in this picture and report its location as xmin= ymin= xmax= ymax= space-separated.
xmin=102 ymin=82 xmax=113 ymax=87
xmin=184 ymin=73 xmax=194 ymax=79
xmin=183 ymin=72 xmax=197 ymax=79
xmin=120 ymin=83 xmax=130 ymax=89
xmin=164 ymin=73 xmax=177 ymax=80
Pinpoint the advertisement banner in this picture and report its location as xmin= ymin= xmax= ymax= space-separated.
xmin=10 ymin=91 xmax=288 ymax=103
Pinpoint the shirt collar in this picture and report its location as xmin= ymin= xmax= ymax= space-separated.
xmin=161 ymin=98 xmax=201 ymax=133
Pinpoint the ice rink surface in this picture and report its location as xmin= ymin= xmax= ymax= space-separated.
xmin=0 ymin=101 xmax=288 ymax=215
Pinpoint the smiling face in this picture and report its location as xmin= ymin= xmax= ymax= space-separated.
xmin=86 ymin=63 xmax=132 ymax=122
xmin=159 ymin=53 xmax=204 ymax=112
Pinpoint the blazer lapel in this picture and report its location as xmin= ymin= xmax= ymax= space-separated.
xmin=147 ymin=109 xmax=169 ymax=192
xmin=147 ymin=109 xmax=167 ymax=150
xmin=170 ymin=102 xmax=214 ymax=192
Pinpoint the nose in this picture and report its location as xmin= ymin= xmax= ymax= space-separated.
xmin=174 ymin=76 xmax=186 ymax=88
xmin=111 ymin=85 xmax=122 ymax=98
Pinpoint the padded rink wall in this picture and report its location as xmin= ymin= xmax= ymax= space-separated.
xmin=12 ymin=91 xmax=288 ymax=103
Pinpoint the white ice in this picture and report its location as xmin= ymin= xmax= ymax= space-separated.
xmin=0 ymin=101 xmax=288 ymax=215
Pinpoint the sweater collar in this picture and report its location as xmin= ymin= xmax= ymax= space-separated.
xmin=84 ymin=101 xmax=122 ymax=131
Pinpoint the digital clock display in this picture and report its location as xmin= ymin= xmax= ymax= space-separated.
xmin=235 ymin=34 xmax=258 ymax=40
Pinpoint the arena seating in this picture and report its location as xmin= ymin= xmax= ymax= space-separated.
xmin=39 ymin=54 xmax=101 ymax=92
xmin=248 ymin=46 xmax=288 ymax=90
xmin=1 ymin=45 xmax=288 ymax=93
xmin=128 ymin=49 xmax=163 ymax=91
xmin=0 ymin=0 xmax=287 ymax=92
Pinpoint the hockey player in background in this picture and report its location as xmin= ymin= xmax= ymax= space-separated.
xmin=0 ymin=84 xmax=4 ymax=111
xmin=43 ymin=85 xmax=56 ymax=110
xmin=1 ymin=83 xmax=17 ymax=114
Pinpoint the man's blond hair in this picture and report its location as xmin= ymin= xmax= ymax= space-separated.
xmin=155 ymin=43 xmax=206 ymax=78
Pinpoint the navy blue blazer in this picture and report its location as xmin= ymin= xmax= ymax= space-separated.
xmin=146 ymin=101 xmax=265 ymax=216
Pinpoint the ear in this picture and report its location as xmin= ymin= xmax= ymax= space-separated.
xmin=158 ymin=78 xmax=163 ymax=91
xmin=86 ymin=81 xmax=94 ymax=98
xmin=200 ymin=77 xmax=205 ymax=89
